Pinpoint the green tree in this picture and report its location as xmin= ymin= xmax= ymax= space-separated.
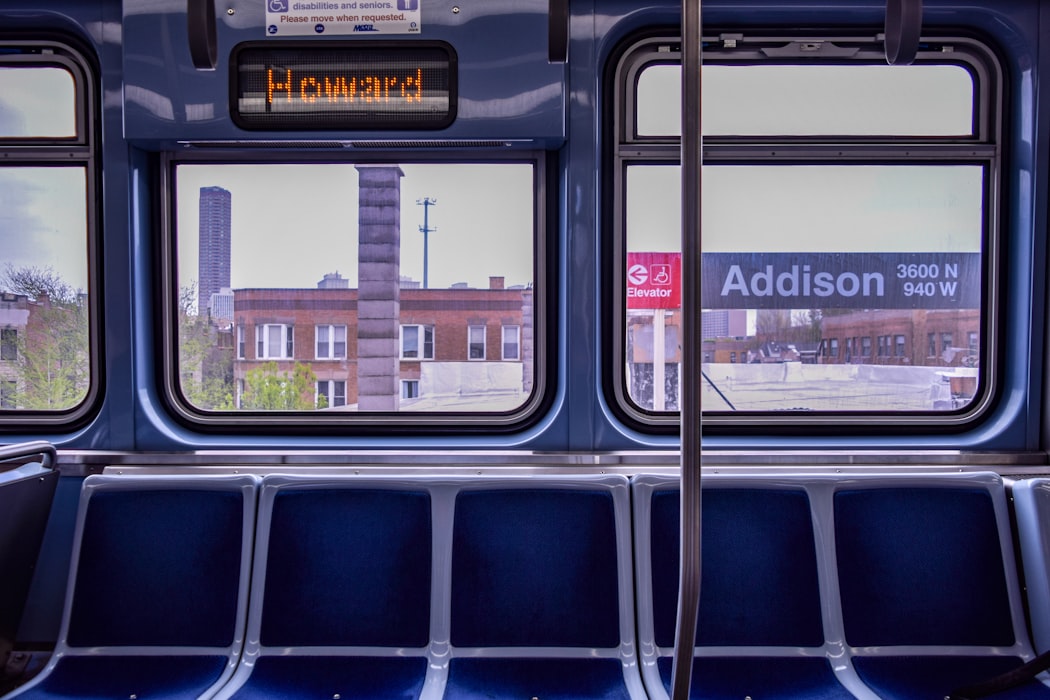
xmin=0 ymin=265 xmax=88 ymax=410
xmin=239 ymin=361 xmax=319 ymax=410
xmin=177 ymin=283 xmax=234 ymax=409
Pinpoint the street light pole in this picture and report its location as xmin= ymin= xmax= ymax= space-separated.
xmin=417 ymin=197 xmax=437 ymax=288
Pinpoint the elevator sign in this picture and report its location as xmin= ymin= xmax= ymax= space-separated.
xmin=627 ymin=252 xmax=681 ymax=309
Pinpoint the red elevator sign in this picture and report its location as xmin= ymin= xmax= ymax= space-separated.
xmin=627 ymin=252 xmax=681 ymax=309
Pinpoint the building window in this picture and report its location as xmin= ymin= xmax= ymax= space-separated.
xmin=0 ymin=329 xmax=16 ymax=361
xmin=402 ymin=380 xmax=419 ymax=399
xmin=256 ymin=324 xmax=294 ymax=359
xmin=1 ymin=380 xmax=15 ymax=408
xmin=236 ymin=325 xmax=245 ymax=359
xmin=316 ymin=324 xmax=347 ymax=359
xmin=502 ymin=325 xmax=520 ymax=360
xmin=928 ymin=333 xmax=937 ymax=357
xmin=861 ymin=336 xmax=872 ymax=358
xmin=468 ymin=325 xmax=486 ymax=360
xmin=401 ymin=325 xmax=434 ymax=360
xmin=877 ymin=335 xmax=888 ymax=357
xmin=941 ymin=333 xmax=953 ymax=355
xmin=829 ymin=338 xmax=839 ymax=358
xmin=895 ymin=335 xmax=906 ymax=357
xmin=968 ymin=331 xmax=979 ymax=354
xmin=317 ymin=380 xmax=346 ymax=408
xmin=729 ymin=352 xmax=737 ymax=363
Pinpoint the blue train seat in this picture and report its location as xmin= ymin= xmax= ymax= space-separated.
xmin=632 ymin=474 xmax=856 ymax=700
xmin=0 ymin=443 xmax=58 ymax=676
xmin=0 ymin=474 xmax=258 ymax=700
xmin=1014 ymin=478 xmax=1050 ymax=656
xmin=835 ymin=472 xmax=1050 ymax=699
xmin=444 ymin=475 xmax=647 ymax=700
xmin=211 ymin=475 xmax=434 ymax=700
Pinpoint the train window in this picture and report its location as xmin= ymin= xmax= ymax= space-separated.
xmin=636 ymin=64 xmax=974 ymax=137
xmin=612 ymin=35 xmax=1000 ymax=427
xmin=170 ymin=159 xmax=541 ymax=425
xmin=0 ymin=43 xmax=96 ymax=426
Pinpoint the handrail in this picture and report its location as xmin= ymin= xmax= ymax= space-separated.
xmin=188 ymin=0 xmax=218 ymax=70
xmin=884 ymin=0 xmax=923 ymax=65
xmin=0 ymin=440 xmax=57 ymax=471
xmin=549 ymin=0 xmax=569 ymax=63
xmin=670 ymin=0 xmax=702 ymax=698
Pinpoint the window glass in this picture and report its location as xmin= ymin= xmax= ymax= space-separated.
xmin=0 ymin=166 xmax=90 ymax=411
xmin=0 ymin=66 xmax=76 ymax=138
xmin=636 ymin=63 xmax=974 ymax=137
xmin=625 ymin=163 xmax=983 ymax=412
xmin=175 ymin=162 xmax=535 ymax=414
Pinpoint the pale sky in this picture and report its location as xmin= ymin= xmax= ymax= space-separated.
xmin=0 ymin=67 xmax=86 ymax=294
xmin=176 ymin=162 xmax=535 ymax=292
xmin=627 ymin=164 xmax=985 ymax=254
xmin=0 ymin=167 xmax=89 ymax=292
xmin=0 ymin=59 xmax=984 ymax=303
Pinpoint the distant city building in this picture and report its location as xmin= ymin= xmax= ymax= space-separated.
xmin=318 ymin=272 xmax=349 ymax=289
xmin=198 ymin=186 xmax=232 ymax=316
xmin=701 ymin=309 xmax=749 ymax=339
xmin=209 ymin=287 xmax=234 ymax=325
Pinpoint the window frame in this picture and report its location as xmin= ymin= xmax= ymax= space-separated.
xmin=0 ymin=328 xmax=17 ymax=362
xmin=161 ymin=153 xmax=552 ymax=433
xmin=607 ymin=31 xmax=1002 ymax=431
xmin=316 ymin=324 xmax=347 ymax=360
xmin=400 ymin=324 xmax=435 ymax=361
xmin=468 ymin=325 xmax=487 ymax=360
xmin=502 ymin=324 xmax=521 ymax=361
xmin=316 ymin=379 xmax=347 ymax=408
xmin=0 ymin=39 xmax=101 ymax=430
xmin=256 ymin=323 xmax=294 ymax=360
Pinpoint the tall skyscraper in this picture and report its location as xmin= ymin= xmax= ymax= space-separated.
xmin=198 ymin=186 xmax=232 ymax=316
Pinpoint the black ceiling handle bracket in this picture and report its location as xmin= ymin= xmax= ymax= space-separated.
xmin=884 ymin=0 xmax=922 ymax=65
xmin=549 ymin=0 xmax=568 ymax=63
xmin=188 ymin=0 xmax=218 ymax=70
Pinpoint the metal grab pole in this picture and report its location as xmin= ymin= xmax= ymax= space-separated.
xmin=670 ymin=0 xmax=702 ymax=699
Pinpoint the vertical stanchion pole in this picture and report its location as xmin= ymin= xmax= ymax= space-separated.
xmin=670 ymin=0 xmax=702 ymax=699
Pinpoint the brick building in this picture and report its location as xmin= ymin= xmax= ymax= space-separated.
xmin=0 ymin=293 xmax=30 ymax=408
xmin=819 ymin=309 xmax=980 ymax=367
xmin=232 ymin=276 xmax=529 ymax=408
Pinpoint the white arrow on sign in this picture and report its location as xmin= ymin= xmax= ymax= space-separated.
xmin=627 ymin=263 xmax=648 ymax=286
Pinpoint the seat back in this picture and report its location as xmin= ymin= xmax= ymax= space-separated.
xmin=212 ymin=475 xmax=435 ymax=700
xmin=834 ymin=474 xmax=1021 ymax=650
xmin=0 ymin=443 xmax=58 ymax=664
xmin=633 ymin=474 xmax=832 ymax=699
xmin=1013 ymin=478 xmax=1050 ymax=653
xmin=444 ymin=475 xmax=646 ymax=700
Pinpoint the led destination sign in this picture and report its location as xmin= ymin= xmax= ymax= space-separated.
xmin=232 ymin=43 xmax=456 ymax=130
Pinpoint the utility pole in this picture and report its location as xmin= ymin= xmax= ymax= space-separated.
xmin=417 ymin=197 xmax=437 ymax=288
